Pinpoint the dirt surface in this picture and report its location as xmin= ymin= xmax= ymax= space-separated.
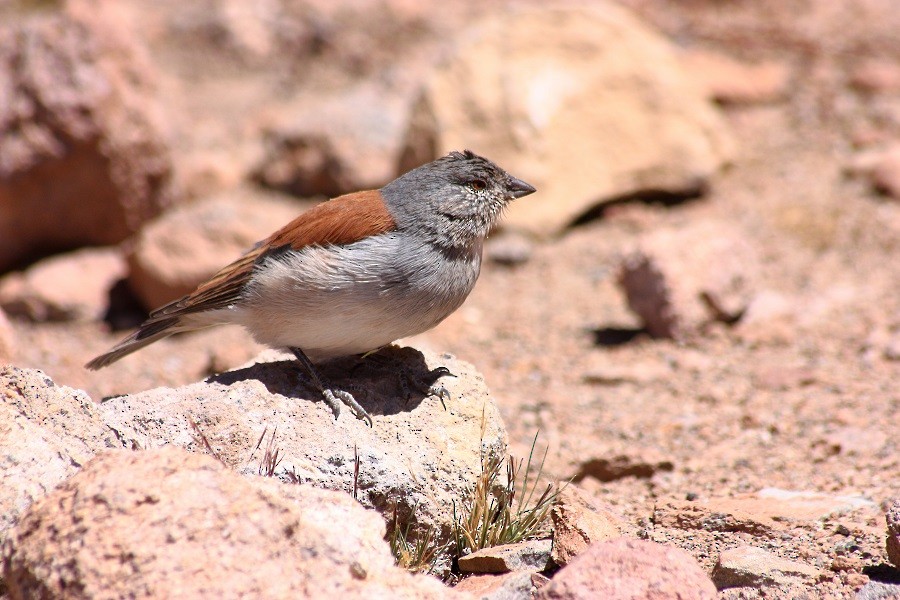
xmin=6 ymin=0 xmax=900 ymax=597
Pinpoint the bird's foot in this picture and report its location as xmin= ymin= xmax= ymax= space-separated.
xmin=400 ymin=366 xmax=455 ymax=410
xmin=291 ymin=347 xmax=373 ymax=427
xmin=321 ymin=387 xmax=373 ymax=428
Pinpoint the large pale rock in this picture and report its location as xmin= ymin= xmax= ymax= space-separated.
xmin=0 ymin=0 xmax=174 ymax=271
xmin=126 ymin=188 xmax=302 ymax=310
xmin=0 ymin=247 xmax=125 ymax=322
xmin=534 ymin=538 xmax=716 ymax=600
xmin=99 ymin=346 xmax=507 ymax=554
xmin=399 ymin=4 xmax=733 ymax=235
xmin=0 ymin=366 xmax=119 ymax=543
xmin=1 ymin=448 xmax=451 ymax=599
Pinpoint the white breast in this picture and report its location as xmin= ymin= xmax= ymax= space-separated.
xmin=226 ymin=233 xmax=482 ymax=362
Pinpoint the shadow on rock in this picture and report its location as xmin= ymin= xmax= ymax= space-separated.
xmin=207 ymin=345 xmax=451 ymax=418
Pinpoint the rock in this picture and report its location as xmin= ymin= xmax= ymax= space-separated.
xmin=655 ymin=500 xmax=782 ymax=539
xmin=655 ymin=489 xmax=876 ymax=539
xmin=126 ymin=188 xmax=302 ymax=310
xmin=850 ymin=59 xmax=900 ymax=94
xmin=0 ymin=307 xmax=14 ymax=362
xmin=254 ymin=85 xmax=407 ymax=197
xmin=458 ymin=539 xmax=552 ymax=574
xmin=485 ymin=232 xmax=534 ymax=267
xmin=99 ymin=346 xmax=507 ymax=561
xmin=886 ymin=498 xmax=900 ymax=568
xmin=534 ymin=538 xmax=716 ymax=600
xmin=712 ymin=545 xmax=826 ymax=590
xmin=856 ymin=581 xmax=900 ymax=600
xmin=752 ymin=488 xmax=876 ymax=519
xmin=0 ymin=0 xmax=175 ymax=272
xmin=681 ymin=50 xmax=791 ymax=104
xmin=848 ymin=145 xmax=900 ymax=200
xmin=454 ymin=571 xmax=538 ymax=599
xmin=0 ymin=366 xmax=119 ymax=543
xmin=617 ymin=220 xmax=759 ymax=339
xmin=886 ymin=333 xmax=900 ymax=361
xmin=1 ymin=447 xmax=451 ymax=599
xmin=0 ymin=247 xmax=125 ymax=322
xmin=549 ymin=487 xmax=623 ymax=567
xmin=399 ymin=4 xmax=733 ymax=236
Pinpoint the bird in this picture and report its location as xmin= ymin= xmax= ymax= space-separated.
xmin=87 ymin=150 xmax=536 ymax=426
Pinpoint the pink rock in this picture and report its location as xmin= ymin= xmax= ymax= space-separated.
xmin=550 ymin=487 xmax=623 ymax=567
xmin=454 ymin=571 xmax=539 ymax=597
xmin=0 ymin=248 xmax=125 ymax=322
xmin=850 ymin=59 xmax=900 ymax=94
xmin=617 ymin=220 xmax=758 ymax=339
xmin=0 ymin=1 xmax=175 ymax=271
xmin=2 ymin=448 xmax=451 ymax=599
xmin=535 ymin=538 xmax=716 ymax=600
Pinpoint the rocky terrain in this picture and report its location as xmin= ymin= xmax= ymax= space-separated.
xmin=2 ymin=0 xmax=900 ymax=598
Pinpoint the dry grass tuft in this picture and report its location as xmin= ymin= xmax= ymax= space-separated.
xmin=453 ymin=433 xmax=563 ymax=557
xmin=388 ymin=501 xmax=445 ymax=574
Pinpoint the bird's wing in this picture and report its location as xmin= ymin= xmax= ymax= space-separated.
xmin=150 ymin=189 xmax=397 ymax=319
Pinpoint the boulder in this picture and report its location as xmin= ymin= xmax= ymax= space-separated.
xmin=399 ymin=4 xmax=733 ymax=235
xmin=886 ymin=498 xmax=900 ymax=568
xmin=0 ymin=0 xmax=174 ymax=271
xmin=0 ymin=366 xmax=119 ymax=543
xmin=99 ymin=346 xmax=507 ymax=564
xmin=534 ymin=538 xmax=716 ymax=599
xmin=1 ymin=447 xmax=451 ymax=599
xmin=0 ymin=307 xmax=14 ymax=362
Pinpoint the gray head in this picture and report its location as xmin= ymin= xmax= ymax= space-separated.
xmin=382 ymin=150 xmax=535 ymax=250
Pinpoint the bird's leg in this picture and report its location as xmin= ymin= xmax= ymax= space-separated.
xmin=290 ymin=347 xmax=373 ymax=428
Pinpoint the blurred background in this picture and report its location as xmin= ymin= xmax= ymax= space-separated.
xmin=1 ymin=0 xmax=899 ymax=593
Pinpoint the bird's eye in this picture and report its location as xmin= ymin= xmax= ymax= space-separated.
xmin=470 ymin=179 xmax=487 ymax=191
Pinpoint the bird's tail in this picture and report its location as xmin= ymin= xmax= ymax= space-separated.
xmin=85 ymin=316 xmax=182 ymax=370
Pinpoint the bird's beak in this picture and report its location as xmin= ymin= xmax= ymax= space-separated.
xmin=507 ymin=176 xmax=536 ymax=199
